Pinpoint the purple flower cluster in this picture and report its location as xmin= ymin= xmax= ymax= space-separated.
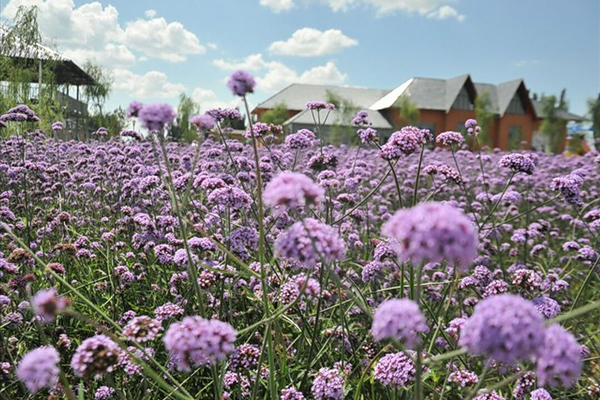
xmin=189 ymin=114 xmax=216 ymax=132
xmin=71 ymin=334 xmax=120 ymax=378
xmin=264 ymin=171 xmax=324 ymax=209
xmin=536 ymin=324 xmax=582 ymax=387
xmin=163 ymin=316 xmax=237 ymax=371
xmin=275 ymin=218 xmax=345 ymax=267
xmin=379 ymin=126 xmax=430 ymax=159
xmin=459 ymin=294 xmax=545 ymax=364
xmin=311 ymin=367 xmax=344 ymax=400
xmin=16 ymin=346 xmax=60 ymax=393
xmin=31 ymin=287 xmax=69 ymax=323
xmin=371 ymin=299 xmax=428 ymax=348
xmin=550 ymin=173 xmax=584 ymax=205
xmin=436 ymin=131 xmax=464 ymax=146
xmin=285 ymin=129 xmax=317 ymax=149
xmin=123 ymin=316 xmax=163 ymax=343
xmin=227 ymin=70 xmax=256 ymax=97
xmin=382 ymin=202 xmax=478 ymax=270
xmin=138 ymin=103 xmax=177 ymax=132
xmin=306 ymin=101 xmax=335 ymax=111
xmin=373 ymin=351 xmax=423 ymax=388
xmin=498 ymin=153 xmax=537 ymax=175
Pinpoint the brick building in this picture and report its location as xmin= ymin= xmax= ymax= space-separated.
xmin=253 ymin=74 xmax=582 ymax=150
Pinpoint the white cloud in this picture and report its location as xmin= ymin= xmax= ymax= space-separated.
xmin=260 ymin=0 xmax=294 ymax=12
xmin=426 ymin=5 xmax=465 ymax=21
xmin=268 ymin=28 xmax=357 ymax=57
xmin=64 ymin=44 xmax=136 ymax=68
xmin=123 ymin=17 xmax=205 ymax=62
xmin=191 ymin=88 xmax=240 ymax=111
xmin=113 ymin=69 xmax=186 ymax=99
xmin=214 ymin=54 xmax=347 ymax=93
xmin=2 ymin=0 xmax=206 ymax=66
xmin=259 ymin=0 xmax=465 ymax=19
xmin=213 ymin=53 xmax=272 ymax=72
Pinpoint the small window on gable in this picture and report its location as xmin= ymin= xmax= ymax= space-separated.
xmin=452 ymin=87 xmax=474 ymax=110
xmin=506 ymin=94 xmax=525 ymax=114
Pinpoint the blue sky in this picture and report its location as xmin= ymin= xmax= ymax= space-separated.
xmin=2 ymin=0 xmax=598 ymax=116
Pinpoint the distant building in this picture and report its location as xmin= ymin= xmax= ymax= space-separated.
xmin=253 ymin=74 xmax=582 ymax=150
xmin=1 ymin=26 xmax=95 ymax=136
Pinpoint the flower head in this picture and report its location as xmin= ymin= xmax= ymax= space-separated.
xmin=228 ymin=70 xmax=256 ymax=97
xmin=371 ymin=299 xmax=428 ymax=348
xmin=379 ymin=126 xmax=430 ymax=159
xmin=138 ymin=103 xmax=176 ymax=132
xmin=264 ymin=172 xmax=324 ymax=210
xmin=31 ymin=288 xmax=69 ymax=323
xmin=459 ymin=294 xmax=545 ymax=364
xmin=374 ymin=351 xmax=427 ymax=388
xmin=17 ymin=346 xmax=60 ymax=394
xmin=275 ymin=218 xmax=345 ymax=268
xmin=123 ymin=316 xmax=163 ymax=343
xmin=311 ymin=367 xmax=344 ymax=400
xmin=71 ymin=335 xmax=120 ymax=378
xmin=189 ymin=113 xmax=216 ymax=133
xmin=164 ymin=316 xmax=236 ymax=371
xmin=436 ymin=131 xmax=464 ymax=146
xmin=551 ymin=173 xmax=584 ymax=205
xmin=127 ymin=101 xmax=144 ymax=118
xmin=51 ymin=121 xmax=64 ymax=131
xmin=306 ymin=101 xmax=335 ymax=111
xmin=536 ymin=324 xmax=582 ymax=388
xmin=499 ymin=153 xmax=537 ymax=175
xmin=382 ymin=202 xmax=478 ymax=270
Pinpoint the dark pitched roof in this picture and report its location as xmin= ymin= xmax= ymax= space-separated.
xmin=257 ymin=75 xmax=582 ymax=121
xmin=255 ymin=84 xmax=390 ymax=111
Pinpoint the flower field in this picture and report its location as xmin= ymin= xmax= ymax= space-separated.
xmin=0 ymin=71 xmax=599 ymax=400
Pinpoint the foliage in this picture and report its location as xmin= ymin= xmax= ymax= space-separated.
xmin=539 ymin=94 xmax=566 ymax=154
xmin=172 ymin=93 xmax=200 ymax=142
xmin=398 ymin=96 xmax=420 ymax=126
xmin=82 ymin=62 xmax=113 ymax=116
xmin=587 ymin=94 xmax=600 ymax=142
xmin=326 ymin=90 xmax=358 ymax=145
xmin=88 ymin=106 xmax=127 ymax=137
xmin=259 ymin=103 xmax=289 ymax=125
xmin=474 ymin=91 xmax=495 ymax=147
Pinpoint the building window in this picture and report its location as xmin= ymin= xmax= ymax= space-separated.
xmin=509 ymin=126 xmax=522 ymax=150
xmin=452 ymin=87 xmax=474 ymax=110
xmin=456 ymin=122 xmax=466 ymax=133
xmin=506 ymin=95 xmax=525 ymax=114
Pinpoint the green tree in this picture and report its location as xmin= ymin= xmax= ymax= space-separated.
xmin=587 ymin=94 xmax=600 ymax=142
xmin=259 ymin=103 xmax=288 ymax=125
xmin=398 ymin=96 xmax=420 ymax=126
xmin=0 ymin=5 xmax=64 ymax=133
xmin=88 ymin=107 xmax=126 ymax=138
xmin=82 ymin=62 xmax=113 ymax=116
xmin=475 ymin=91 xmax=494 ymax=147
xmin=325 ymin=90 xmax=358 ymax=145
xmin=539 ymin=95 xmax=563 ymax=153
xmin=172 ymin=93 xmax=200 ymax=142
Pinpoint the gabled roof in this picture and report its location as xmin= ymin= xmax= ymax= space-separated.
xmin=370 ymin=74 xmax=474 ymax=112
xmin=496 ymin=79 xmax=524 ymax=116
xmin=284 ymin=109 xmax=393 ymax=130
xmin=255 ymin=84 xmax=390 ymax=111
xmin=257 ymin=75 xmax=582 ymax=122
